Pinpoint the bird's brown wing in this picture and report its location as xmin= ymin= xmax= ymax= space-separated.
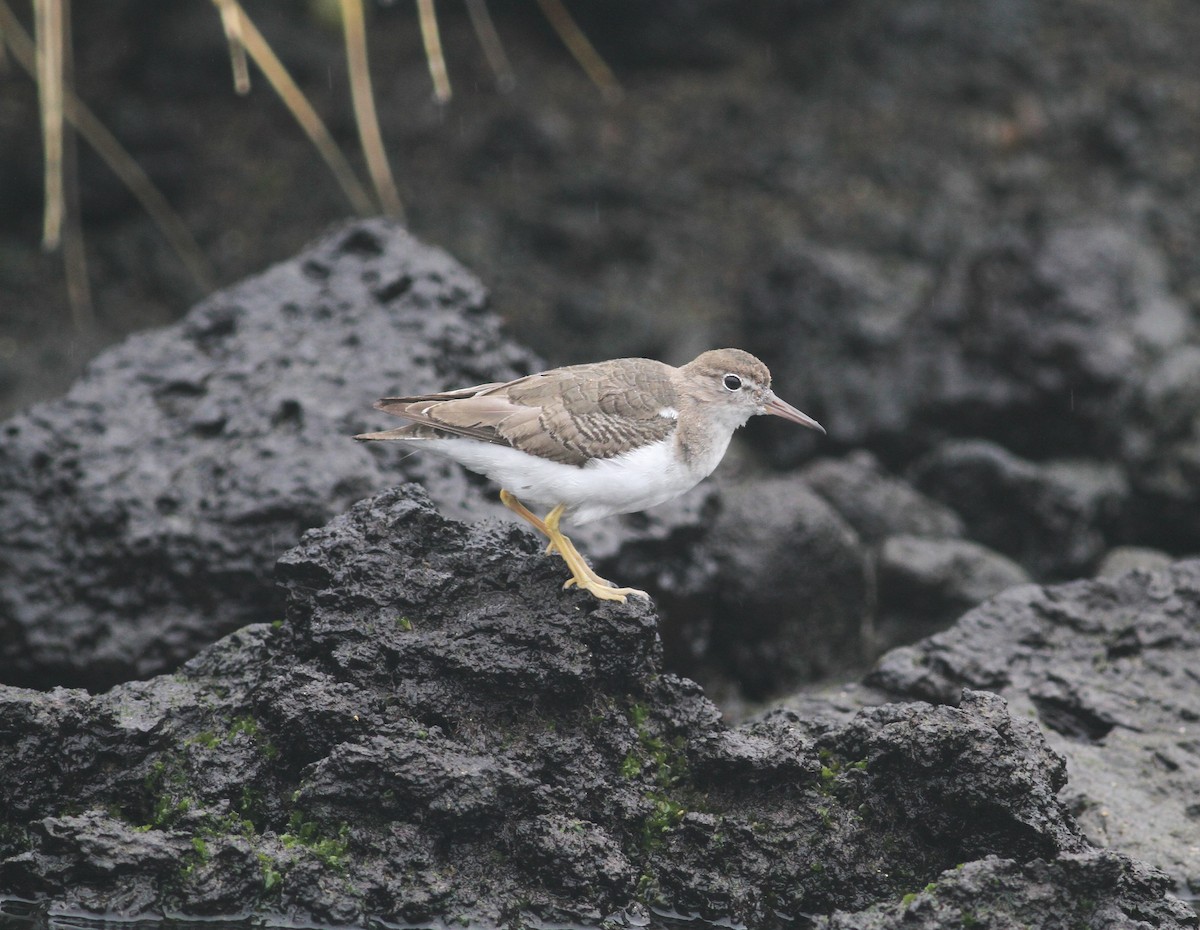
xmin=358 ymin=383 xmax=531 ymax=447
xmin=500 ymin=358 xmax=679 ymax=464
xmin=357 ymin=359 xmax=679 ymax=467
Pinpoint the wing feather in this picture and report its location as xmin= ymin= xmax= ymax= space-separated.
xmin=360 ymin=359 xmax=680 ymax=466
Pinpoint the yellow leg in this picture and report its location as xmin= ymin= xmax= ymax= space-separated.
xmin=500 ymin=489 xmax=551 ymax=536
xmin=499 ymin=490 xmax=559 ymax=554
xmin=542 ymin=504 xmax=650 ymax=603
xmin=499 ymin=491 xmax=649 ymax=603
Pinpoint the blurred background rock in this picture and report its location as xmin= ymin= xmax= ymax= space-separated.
xmin=5 ymin=0 xmax=1199 ymax=424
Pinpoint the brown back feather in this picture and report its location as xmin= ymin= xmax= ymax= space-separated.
xmin=369 ymin=358 xmax=679 ymax=466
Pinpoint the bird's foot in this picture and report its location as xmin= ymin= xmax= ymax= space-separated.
xmin=502 ymin=493 xmax=652 ymax=604
xmin=536 ymin=503 xmax=650 ymax=603
xmin=558 ymin=542 xmax=649 ymax=601
xmin=559 ymin=561 xmax=623 ymax=591
xmin=562 ymin=576 xmax=650 ymax=602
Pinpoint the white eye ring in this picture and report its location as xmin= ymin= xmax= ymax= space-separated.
xmin=723 ymin=373 xmax=743 ymax=392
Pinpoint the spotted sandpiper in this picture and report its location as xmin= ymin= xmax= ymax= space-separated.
xmin=355 ymin=348 xmax=824 ymax=602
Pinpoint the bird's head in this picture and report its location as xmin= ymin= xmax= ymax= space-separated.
xmin=678 ymin=348 xmax=825 ymax=434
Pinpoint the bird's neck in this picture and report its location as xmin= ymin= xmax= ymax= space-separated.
xmin=673 ymin=398 xmax=746 ymax=477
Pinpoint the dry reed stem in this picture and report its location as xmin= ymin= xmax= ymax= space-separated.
xmin=341 ymin=0 xmax=403 ymax=219
xmin=466 ymin=0 xmax=515 ymax=92
xmin=58 ymin=0 xmax=93 ymax=328
xmin=0 ymin=1 xmax=215 ymax=291
xmin=535 ymin=0 xmax=621 ymax=103
xmin=415 ymin=0 xmax=451 ymax=103
xmin=6 ymin=0 xmax=620 ymax=316
xmin=213 ymin=0 xmax=251 ymax=94
xmin=214 ymin=0 xmax=376 ymax=217
xmin=34 ymin=0 xmax=64 ymax=249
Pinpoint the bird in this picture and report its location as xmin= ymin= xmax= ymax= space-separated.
xmin=355 ymin=348 xmax=824 ymax=602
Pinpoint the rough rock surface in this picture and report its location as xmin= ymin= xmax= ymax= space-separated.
xmin=0 ymin=220 xmax=723 ymax=692
xmin=801 ymin=451 xmax=966 ymax=546
xmin=696 ymin=476 xmax=871 ymax=697
xmin=869 ymin=559 xmax=1200 ymax=894
xmin=876 ymin=535 xmax=1030 ymax=644
xmin=910 ymin=439 xmax=1129 ymax=580
xmin=739 ymin=220 xmax=1200 ymax=561
xmin=1 ymin=487 xmax=1191 ymax=928
xmin=1095 ymin=546 xmax=1178 ymax=578
xmin=816 ymin=852 xmax=1195 ymax=930
xmin=0 ymin=218 xmax=543 ymax=689
xmin=800 ymin=451 xmax=1031 ymax=655
xmin=609 ymin=457 xmax=1032 ymax=702
xmin=741 ymin=219 xmax=1193 ymax=462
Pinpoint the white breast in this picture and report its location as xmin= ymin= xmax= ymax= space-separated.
xmin=418 ymin=436 xmax=713 ymax=525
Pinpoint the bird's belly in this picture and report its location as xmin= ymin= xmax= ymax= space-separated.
xmin=424 ymin=437 xmax=702 ymax=525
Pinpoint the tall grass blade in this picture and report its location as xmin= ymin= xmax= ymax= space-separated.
xmin=213 ymin=0 xmax=251 ymax=94
xmin=217 ymin=0 xmax=376 ymax=216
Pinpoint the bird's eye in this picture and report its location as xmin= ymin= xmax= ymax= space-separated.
xmin=723 ymin=374 xmax=743 ymax=392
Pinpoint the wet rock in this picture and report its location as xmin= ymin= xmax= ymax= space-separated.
xmin=868 ymin=559 xmax=1200 ymax=892
xmin=2 ymin=486 xmax=1186 ymax=928
xmin=1122 ymin=344 xmax=1200 ymax=548
xmin=740 ymin=240 xmax=935 ymax=463
xmin=738 ymin=222 xmax=1200 ymax=561
xmin=700 ymin=476 xmax=871 ymax=698
xmin=741 ymin=222 xmax=1191 ymax=472
xmin=798 ymin=452 xmax=1028 ymax=653
xmin=630 ymin=454 xmax=1035 ymax=698
xmin=876 ymin=535 xmax=1031 ymax=645
xmin=922 ymin=224 xmax=1174 ymax=457
xmin=817 ymin=852 xmax=1195 ymax=930
xmin=0 ymin=218 xmax=544 ymax=690
xmin=801 ymin=451 xmax=965 ymax=545
xmin=909 ymin=439 xmax=1128 ymax=579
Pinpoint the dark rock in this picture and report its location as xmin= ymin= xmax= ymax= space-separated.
xmin=798 ymin=452 xmax=1028 ymax=654
xmin=0 ymin=217 xmax=738 ymax=692
xmin=919 ymin=224 xmax=1175 ymax=457
xmin=876 ymin=535 xmax=1031 ymax=645
xmin=2 ymin=486 xmax=1186 ymax=927
xmin=737 ymin=213 xmax=1200 ymax=565
xmin=638 ymin=458 xmax=1031 ymax=699
xmin=1123 ymin=344 xmax=1200 ymax=548
xmin=740 ymin=225 xmax=1197 ymax=522
xmin=868 ymin=559 xmax=1200 ymax=892
xmin=740 ymin=239 xmax=934 ymax=463
xmin=0 ymin=218 xmax=543 ymax=690
xmin=700 ymin=476 xmax=871 ymax=697
xmin=802 ymin=450 xmax=965 ymax=546
xmin=909 ymin=439 xmax=1129 ymax=579
xmin=817 ymin=852 xmax=1195 ymax=930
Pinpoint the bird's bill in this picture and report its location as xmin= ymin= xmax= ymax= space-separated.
xmin=763 ymin=392 xmax=826 ymax=434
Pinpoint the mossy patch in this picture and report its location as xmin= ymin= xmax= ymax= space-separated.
xmin=280 ymin=811 xmax=350 ymax=872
